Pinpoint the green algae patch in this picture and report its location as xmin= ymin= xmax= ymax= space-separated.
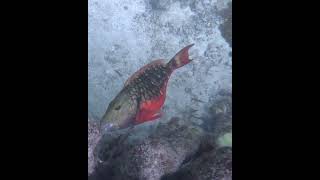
xmin=218 ymin=132 xmax=232 ymax=147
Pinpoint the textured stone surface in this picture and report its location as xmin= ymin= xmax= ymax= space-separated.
xmin=89 ymin=117 xmax=207 ymax=180
xmin=88 ymin=0 xmax=232 ymax=125
xmin=201 ymin=89 xmax=232 ymax=148
xmin=218 ymin=1 xmax=232 ymax=47
xmin=161 ymin=147 xmax=232 ymax=180
xmin=88 ymin=119 xmax=101 ymax=175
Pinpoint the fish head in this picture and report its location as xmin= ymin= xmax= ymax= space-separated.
xmin=100 ymin=89 xmax=138 ymax=133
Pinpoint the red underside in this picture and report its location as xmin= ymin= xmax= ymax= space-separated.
xmin=135 ymin=84 xmax=168 ymax=124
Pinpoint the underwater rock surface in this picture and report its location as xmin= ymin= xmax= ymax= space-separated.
xmin=206 ymin=90 xmax=232 ymax=146
xmin=162 ymin=147 xmax=232 ymax=180
xmin=89 ymin=117 xmax=207 ymax=180
xmin=88 ymin=119 xmax=101 ymax=175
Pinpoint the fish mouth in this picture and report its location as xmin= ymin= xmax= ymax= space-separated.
xmin=100 ymin=123 xmax=117 ymax=133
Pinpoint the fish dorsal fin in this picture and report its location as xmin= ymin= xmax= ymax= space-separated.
xmin=124 ymin=59 xmax=166 ymax=87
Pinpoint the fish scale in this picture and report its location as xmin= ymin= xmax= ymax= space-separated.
xmin=127 ymin=64 xmax=168 ymax=102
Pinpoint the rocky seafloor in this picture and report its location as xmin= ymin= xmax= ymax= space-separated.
xmin=88 ymin=91 xmax=232 ymax=180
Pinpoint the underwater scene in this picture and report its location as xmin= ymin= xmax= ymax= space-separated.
xmin=88 ymin=0 xmax=232 ymax=179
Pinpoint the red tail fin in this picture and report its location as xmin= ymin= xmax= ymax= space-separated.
xmin=167 ymin=44 xmax=194 ymax=70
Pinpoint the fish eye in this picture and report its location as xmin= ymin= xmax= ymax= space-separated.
xmin=115 ymin=105 xmax=121 ymax=110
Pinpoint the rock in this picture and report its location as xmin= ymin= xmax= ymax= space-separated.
xmin=205 ymin=90 xmax=232 ymax=148
xmin=161 ymin=147 xmax=232 ymax=180
xmin=149 ymin=0 xmax=173 ymax=10
xmin=90 ymin=117 xmax=206 ymax=180
xmin=218 ymin=1 xmax=232 ymax=47
xmin=88 ymin=119 xmax=101 ymax=175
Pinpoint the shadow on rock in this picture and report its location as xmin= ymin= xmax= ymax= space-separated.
xmin=203 ymin=89 xmax=232 ymax=146
xmin=89 ymin=117 xmax=208 ymax=180
xmin=88 ymin=119 xmax=101 ymax=175
xmin=161 ymin=147 xmax=232 ymax=180
xmin=218 ymin=1 xmax=232 ymax=47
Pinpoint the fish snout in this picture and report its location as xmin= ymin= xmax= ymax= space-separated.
xmin=101 ymin=123 xmax=117 ymax=133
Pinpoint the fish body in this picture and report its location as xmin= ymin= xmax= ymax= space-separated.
xmin=100 ymin=44 xmax=194 ymax=132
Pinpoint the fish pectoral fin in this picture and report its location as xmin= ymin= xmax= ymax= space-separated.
xmin=135 ymin=109 xmax=162 ymax=124
xmin=150 ymin=111 xmax=163 ymax=119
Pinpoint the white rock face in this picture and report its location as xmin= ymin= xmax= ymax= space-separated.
xmin=88 ymin=0 xmax=232 ymax=126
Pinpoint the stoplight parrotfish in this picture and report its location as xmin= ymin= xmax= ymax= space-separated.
xmin=100 ymin=44 xmax=194 ymax=132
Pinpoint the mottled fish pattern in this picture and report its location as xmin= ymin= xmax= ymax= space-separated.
xmin=100 ymin=44 xmax=194 ymax=132
xmin=126 ymin=61 xmax=169 ymax=102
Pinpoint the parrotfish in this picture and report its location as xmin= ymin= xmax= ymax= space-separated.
xmin=100 ymin=44 xmax=194 ymax=132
